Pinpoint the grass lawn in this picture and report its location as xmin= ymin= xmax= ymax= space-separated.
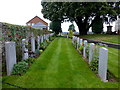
xmin=2 ymin=38 xmax=118 ymax=88
xmin=79 ymin=34 xmax=120 ymax=44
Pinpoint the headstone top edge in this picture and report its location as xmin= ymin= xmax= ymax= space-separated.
xmin=100 ymin=47 xmax=108 ymax=51
xmin=5 ymin=42 xmax=15 ymax=44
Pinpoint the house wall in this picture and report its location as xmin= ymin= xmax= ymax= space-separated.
xmin=26 ymin=17 xmax=48 ymax=26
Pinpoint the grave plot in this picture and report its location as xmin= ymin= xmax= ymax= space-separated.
xmin=72 ymin=36 xmax=119 ymax=82
xmin=2 ymin=38 xmax=118 ymax=88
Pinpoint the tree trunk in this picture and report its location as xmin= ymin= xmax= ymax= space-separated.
xmin=75 ymin=16 xmax=96 ymax=35
xmin=75 ymin=17 xmax=87 ymax=35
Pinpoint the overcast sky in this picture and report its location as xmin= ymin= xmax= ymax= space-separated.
xmin=0 ymin=0 xmax=116 ymax=32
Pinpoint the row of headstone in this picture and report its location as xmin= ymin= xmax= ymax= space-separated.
xmin=5 ymin=33 xmax=54 ymax=75
xmin=72 ymin=36 xmax=108 ymax=82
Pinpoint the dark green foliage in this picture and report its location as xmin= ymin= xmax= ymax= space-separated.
xmin=86 ymin=46 xmax=89 ymax=59
xmin=90 ymin=46 xmax=99 ymax=74
xmin=41 ymin=2 xmax=119 ymax=35
xmin=50 ymin=20 xmax=62 ymax=34
xmin=12 ymin=61 xmax=29 ymax=75
xmin=68 ymin=24 xmax=75 ymax=32
xmin=79 ymin=45 xmax=84 ymax=54
xmin=90 ymin=59 xmax=98 ymax=74
xmin=92 ymin=16 xmax=103 ymax=34
xmin=25 ymin=58 xmax=36 ymax=66
xmin=16 ymin=45 xmax=22 ymax=62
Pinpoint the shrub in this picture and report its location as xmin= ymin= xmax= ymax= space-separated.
xmin=25 ymin=58 xmax=36 ymax=66
xmin=89 ymin=46 xmax=99 ymax=74
xmin=40 ymin=42 xmax=46 ymax=50
xmin=79 ymin=45 xmax=84 ymax=54
xmin=12 ymin=61 xmax=29 ymax=75
xmin=90 ymin=59 xmax=98 ymax=74
xmin=86 ymin=46 xmax=89 ymax=59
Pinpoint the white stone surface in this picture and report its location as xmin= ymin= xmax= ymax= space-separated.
xmin=72 ymin=36 xmax=75 ymax=44
xmin=5 ymin=42 xmax=16 ymax=75
xmin=98 ymin=47 xmax=108 ymax=82
xmin=83 ymin=40 xmax=88 ymax=58
xmin=41 ymin=36 xmax=43 ymax=43
xmin=79 ymin=39 xmax=83 ymax=46
xmin=67 ymin=35 xmax=68 ymax=38
xmin=31 ymin=37 xmax=35 ymax=52
xmin=77 ymin=37 xmax=80 ymax=49
xmin=89 ymin=43 xmax=95 ymax=64
xmin=22 ymin=39 xmax=29 ymax=60
xmin=37 ymin=36 xmax=40 ymax=50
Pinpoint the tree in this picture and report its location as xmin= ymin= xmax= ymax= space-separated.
xmin=68 ymin=24 xmax=75 ymax=32
xmin=41 ymin=2 xmax=120 ymax=35
xmin=49 ymin=20 xmax=62 ymax=34
xmin=92 ymin=16 xmax=103 ymax=34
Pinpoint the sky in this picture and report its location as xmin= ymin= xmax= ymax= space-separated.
xmin=0 ymin=0 xmax=116 ymax=32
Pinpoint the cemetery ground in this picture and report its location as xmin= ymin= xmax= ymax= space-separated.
xmin=2 ymin=38 xmax=118 ymax=88
xmin=78 ymin=34 xmax=120 ymax=44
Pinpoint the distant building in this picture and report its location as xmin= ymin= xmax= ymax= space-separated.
xmin=26 ymin=16 xmax=48 ymax=30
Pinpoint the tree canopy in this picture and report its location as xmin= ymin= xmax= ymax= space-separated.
xmin=68 ymin=24 xmax=75 ymax=32
xmin=41 ymin=2 xmax=120 ymax=35
xmin=49 ymin=20 xmax=62 ymax=34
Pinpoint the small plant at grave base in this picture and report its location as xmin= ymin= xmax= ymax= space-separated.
xmin=79 ymin=45 xmax=83 ymax=54
xmin=89 ymin=46 xmax=99 ymax=74
xmin=73 ymin=40 xmax=77 ymax=48
xmin=89 ymin=59 xmax=98 ymax=74
xmin=35 ymin=49 xmax=40 ymax=57
xmin=40 ymin=43 xmax=45 ymax=50
xmin=46 ymin=40 xmax=49 ymax=43
xmin=86 ymin=46 xmax=89 ymax=59
xmin=25 ymin=58 xmax=36 ymax=66
xmin=12 ymin=61 xmax=29 ymax=75
xmin=40 ymin=49 xmax=43 ymax=53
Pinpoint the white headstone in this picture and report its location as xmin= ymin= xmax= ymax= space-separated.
xmin=72 ymin=36 xmax=75 ymax=44
xmin=67 ymin=35 xmax=68 ymax=38
xmin=37 ymin=36 xmax=40 ymax=50
xmin=31 ymin=37 xmax=35 ymax=52
xmin=98 ymin=47 xmax=108 ymax=82
xmin=83 ymin=40 xmax=88 ymax=58
xmin=5 ymin=42 xmax=16 ymax=75
xmin=22 ymin=39 xmax=29 ymax=60
xmin=77 ymin=37 xmax=80 ymax=49
xmin=79 ymin=39 xmax=83 ymax=46
xmin=89 ymin=43 xmax=95 ymax=64
xmin=41 ymin=36 xmax=43 ymax=43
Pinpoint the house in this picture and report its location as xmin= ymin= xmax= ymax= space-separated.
xmin=26 ymin=16 xmax=48 ymax=30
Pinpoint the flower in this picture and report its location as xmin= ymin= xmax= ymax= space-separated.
xmin=18 ymin=36 xmax=22 ymax=39
xmin=8 ymin=35 xmax=12 ymax=38
xmin=16 ymin=33 xmax=19 ymax=35
xmin=82 ymin=44 xmax=84 ymax=46
xmin=25 ymin=39 xmax=29 ymax=40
